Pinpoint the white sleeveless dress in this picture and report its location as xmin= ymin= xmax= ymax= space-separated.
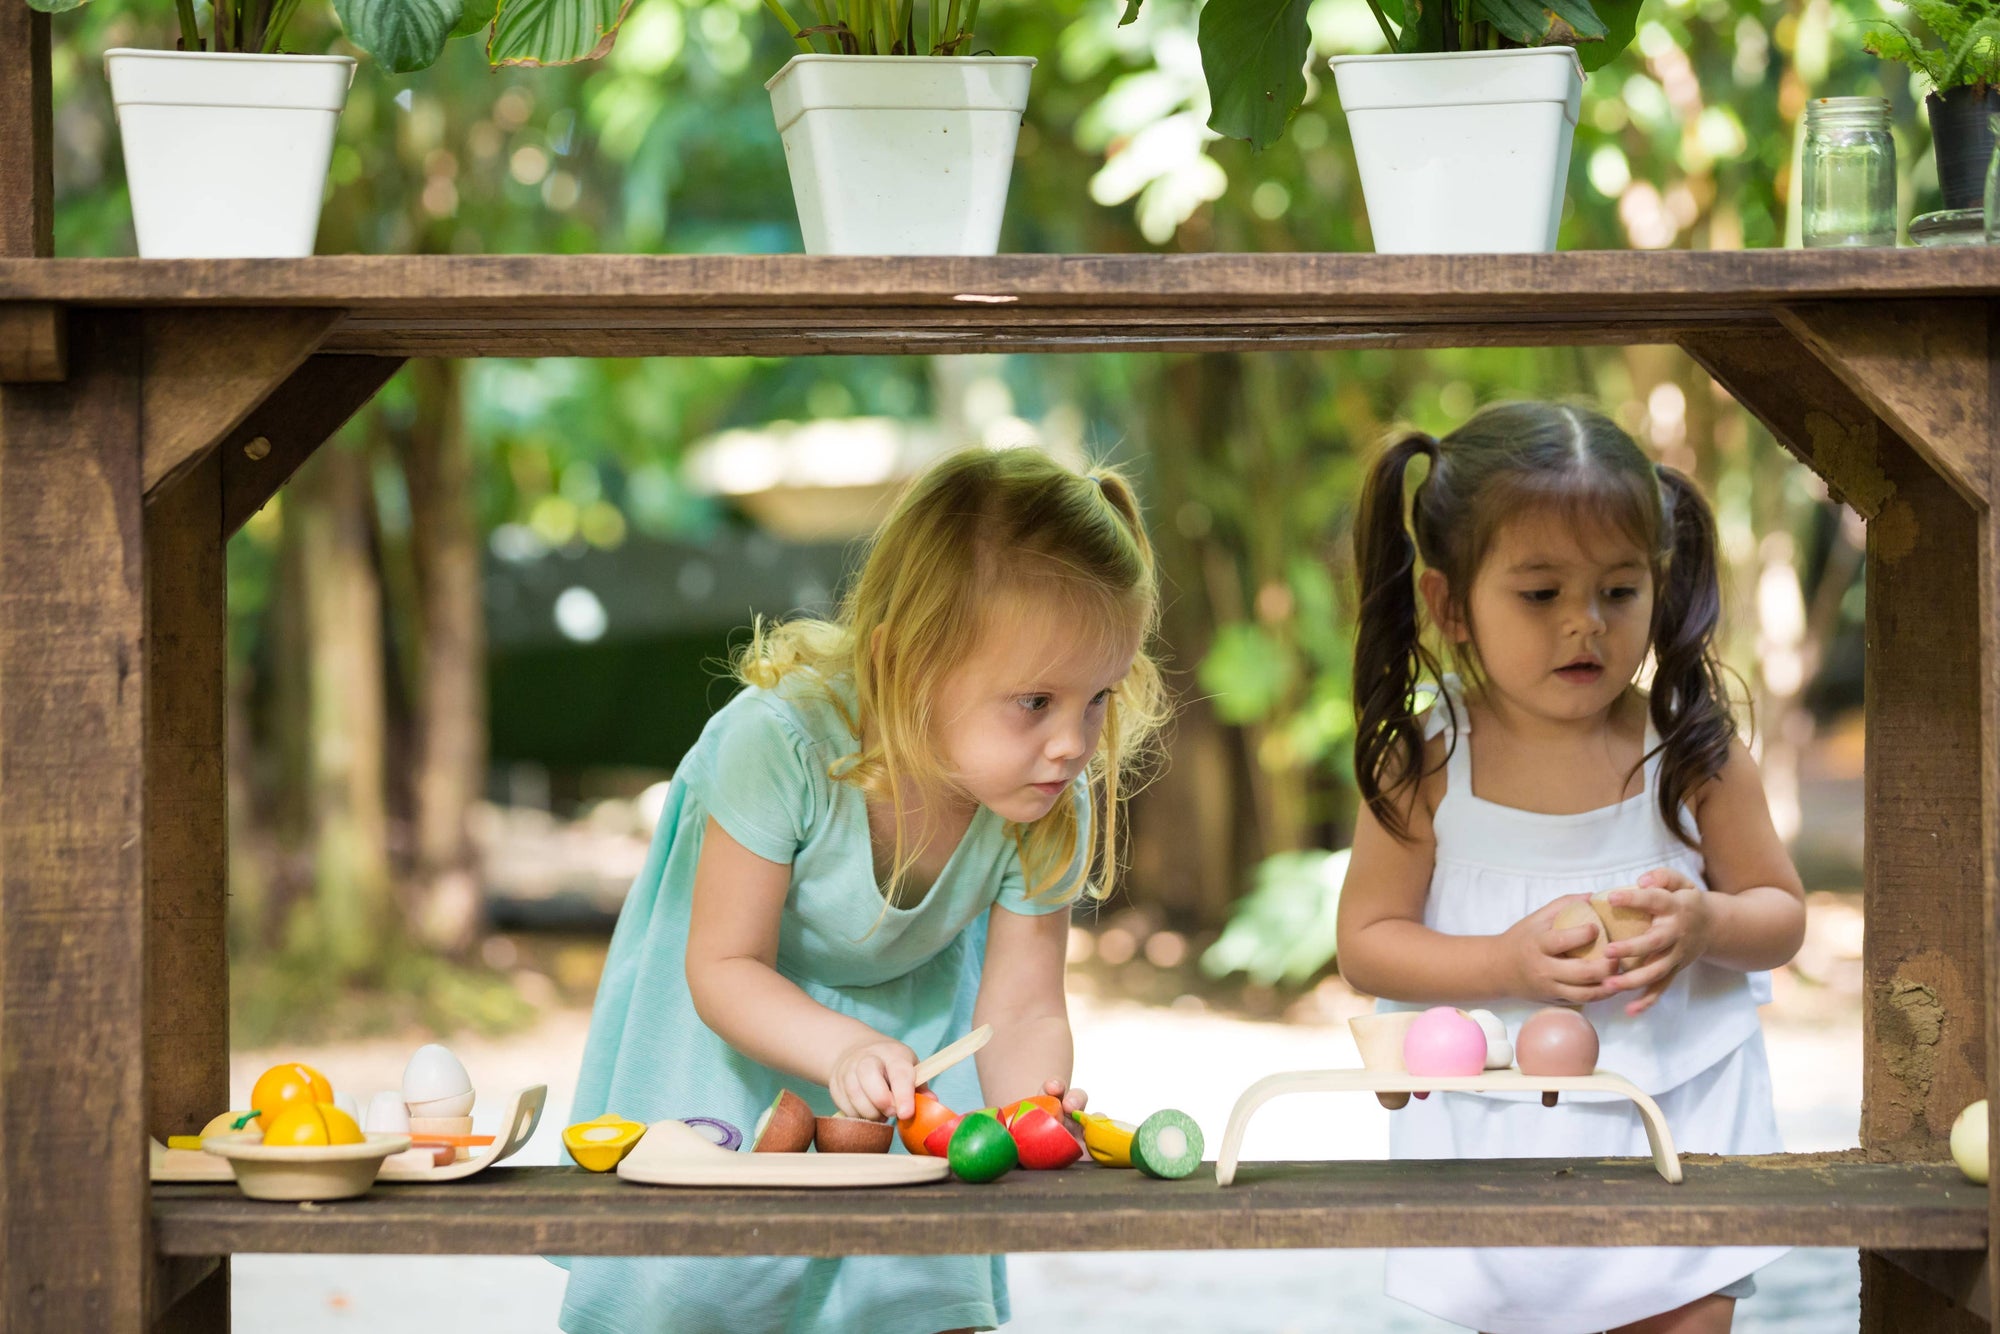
xmin=1380 ymin=680 xmax=1786 ymax=1333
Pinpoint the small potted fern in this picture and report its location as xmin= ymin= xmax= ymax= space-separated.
xmin=761 ymin=0 xmax=1034 ymax=253
xmin=1868 ymin=0 xmax=2000 ymax=210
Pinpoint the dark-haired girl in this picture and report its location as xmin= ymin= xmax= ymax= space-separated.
xmin=1335 ymin=402 xmax=1807 ymax=1334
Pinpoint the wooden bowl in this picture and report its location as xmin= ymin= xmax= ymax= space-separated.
xmin=203 ymin=1132 xmax=412 ymax=1201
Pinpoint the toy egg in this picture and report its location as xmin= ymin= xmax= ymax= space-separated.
xmin=365 ymin=1089 xmax=412 ymax=1134
xmin=1401 ymin=1007 xmax=1488 ymax=1079
xmin=333 ymin=1091 xmax=363 ymax=1125
xmin=1952 ymin=1099 xmax=1989 ymax=1184
xmin=1466 ymin=1009 xmax=1512 ymax=1070
xmin=401 ymin=1043 xmax=475 ymax=1119
xmin=1516 ymin=1008 xmax=1600 ymax=1105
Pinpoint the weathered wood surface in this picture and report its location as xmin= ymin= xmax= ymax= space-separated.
xmin=0 ymin=313 xmax=151 ymax=1330
xmin=0 ymin=252 xmax=1996 ymax=357
xmin=140 ymin=309 xmax=340 ymax=499
xmin=153 ymin=1156 xmax=1985 ymax=1257
xmin=0 ymin=7 xmax=52 ymax=259
xmin=219 ymin=355 xmax=406 ymax=537
xmin=0 ymin=302 xmax=63 ymax=380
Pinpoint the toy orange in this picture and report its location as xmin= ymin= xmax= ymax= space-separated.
xmin=262 ymin=1102 xmax=365 ymax=1147
xmin=249 ymin=1062 xmax=334 ymax=1132
xmin=897 ymin=1090 xmax=958 ymax=1156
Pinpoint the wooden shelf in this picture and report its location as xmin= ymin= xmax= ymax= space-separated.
xmin=152 ymin=1155 xmax=1986 ymax=1257
xmin=3 ymin=250 xmax=1998 ymax=358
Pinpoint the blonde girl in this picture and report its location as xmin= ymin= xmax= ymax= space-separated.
xmin=1335 ymin=402 xmax=1806 ymax=1334
xmin=558 ymin=447 xmax=1167 ymax=1334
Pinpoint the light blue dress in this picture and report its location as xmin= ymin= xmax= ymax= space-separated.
xmin=557 ymin=671 xmax=1080 ymax=1334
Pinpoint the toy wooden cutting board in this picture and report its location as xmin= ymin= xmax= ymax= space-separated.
xmin=150 ymin=1085 xmax=547 ymax=1185
xmin=618 ymin=1118 xmax=948 ymax=1188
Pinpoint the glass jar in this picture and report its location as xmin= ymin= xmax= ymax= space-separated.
xmin=1802 ymin=97 xmax=1897 ymax=248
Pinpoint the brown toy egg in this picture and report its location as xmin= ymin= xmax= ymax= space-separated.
xmin=814 ymin=1115 xmax=894 ymax=1153
xmin=1553 ymin=899 xmax=1607 ymax=961
xmin=1515 ymin=1008 xmax=1600 ymax=1106
xmin=750 ymin=1089 xmax=816 ymax=1152
xmin=1556 ymin=892 xmax=1651 ymax=972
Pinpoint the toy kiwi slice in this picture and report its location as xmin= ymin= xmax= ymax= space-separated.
xmin=1129 ymin=1109 xmax=1203 ymax=1179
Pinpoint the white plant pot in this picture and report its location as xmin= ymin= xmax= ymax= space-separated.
xmin=1327 ymin=47 xmax=1583 ymax=254
xmin=105 ymin=48 xmax=356 ymax=259
xmin=766 ymin=55 xmax=1034 ymax=255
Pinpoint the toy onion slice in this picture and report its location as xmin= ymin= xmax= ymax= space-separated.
xmin=1130 ymin=1109 xmax=1203 ymax=1179
xmin=681 ymin=1117 xmax=744 ymax=1152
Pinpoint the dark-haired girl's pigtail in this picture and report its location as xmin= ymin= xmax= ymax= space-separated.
xmin=1353 ymin=433 xmax=1443 ymax=841
xmin=1649 ymin=466 xmax=1737 ymax=841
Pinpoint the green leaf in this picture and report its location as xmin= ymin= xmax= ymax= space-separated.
xmin=1119 ymin=0 xmax=1142 ymax=26
xmin=451 ymin=0 xmax=499 ymax=40
xmin=488 ymin=0 xmax=633 ymax=64
xmin=1471 ymin=0 xmax=1604 ymax=48
xmin=25 ymin=0 xmax=89 ymax=13
xmin=1394 ymin=0 xmax=1444 ymax=53
xmin=1200 ymin=849 xmax=1350 ymax=985
xmin=1576 ymin=0 xmax=1637 ymax=69
xmin=334 ymin=0 xmax=461 ymax=71
xmin=1199 ymin=0 xmax=1314 ymax=150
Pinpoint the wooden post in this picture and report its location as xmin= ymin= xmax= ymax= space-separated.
xmin=145 ymin=452 xmax=231 ymax=1334
xmin=0 ymin=4 xmax=54 ymax=258
xmin=1684 ymin=317 xmax=1996 ymax=1330
xmin=0 ymin=313 xmax=150 ymax=1331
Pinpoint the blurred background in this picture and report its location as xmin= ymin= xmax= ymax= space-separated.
xmin=46 ymin=0 xmax=1923 ymax=1322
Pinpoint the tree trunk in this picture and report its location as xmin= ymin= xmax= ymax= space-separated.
xmin=396 ymin=358 xmax=486 ymax=955
xmin=292 ymin=439 xmax=394 ymax=976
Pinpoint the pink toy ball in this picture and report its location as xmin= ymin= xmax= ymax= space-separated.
xmin=1401 ymin=1006 xmax=1489 ymax=1078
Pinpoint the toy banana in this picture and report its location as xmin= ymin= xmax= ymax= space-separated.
xmin=1074 ymin=1111 xmax=1137 ymax=1167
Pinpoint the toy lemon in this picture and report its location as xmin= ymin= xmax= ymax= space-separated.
xmin=565 ymin=1114 xmax=646 ymax=1172
xmin=263 ymin=1102 xmax=365 ymax=1147
xmin=249 ymin=1062 xmax=334 ymax=1132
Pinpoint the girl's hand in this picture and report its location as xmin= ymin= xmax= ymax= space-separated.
xmin=1501 ymin=896 xmax=1618 ymax=1005
xmin=829 ymin=1036 xmax=919 ymax=1121
xmin=1602 ymin=870 xmax=1716 ymax=1017
xmin=1042 ymin=1077 xmax=1087 ymax=1117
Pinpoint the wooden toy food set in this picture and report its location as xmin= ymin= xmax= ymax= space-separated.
xmin=1214 ymin=1007 xmax=1683 ymax=1187
xmin=151 ymin=1046 xmax=547 ymax=1200
xmin=573 ymin=1023 xmax=1206 ymax=1189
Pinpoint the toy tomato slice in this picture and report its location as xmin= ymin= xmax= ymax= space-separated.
xmin=1007 ymin=1106 xmax=1083 ymax=1170
xmin=923 ymin=1111 xmax=966 ymax=1159
xmin=1000 ymin=1094 xmax=1063 ymax=1127
xmin=898 ymin=1090 xmax=958 ymax=1157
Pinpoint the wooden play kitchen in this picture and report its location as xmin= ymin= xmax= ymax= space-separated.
xmin=3 ymin=14 xmax=1999 ymax=1332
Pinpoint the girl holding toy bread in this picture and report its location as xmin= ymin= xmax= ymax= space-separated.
xmin=1336 ymin=402 xmax=1807 ymax=1334
xmin=558 ymin=447 xmax=1167 ymax=1334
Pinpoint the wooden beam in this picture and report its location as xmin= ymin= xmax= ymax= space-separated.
xmin=0 ymin=7 xmax=53 ymax=259
xmin=1680 ymin=327 xmax=1900 ymax=519
xmin=0 ymin=303 xmax=64 ymax=381
xmin=1879 ymin=1251 xmax=1992 ymax=1324
xmin=0 ymin=313 xmax=150 ymax=1331
xmin=152 ymin=1156 xmax=1988 ymax=1256
xmin=1780 ymin=301 xmax=1994 ymax=509
xmin=219 ymin=355 xmax=405 ymax=537
xmin=1684 ymin=323 xmax=1995 ymax=1331
xmin=142 ymin=309 xmax=341 ymax=499
xmin=150 ymin=1254 xmax=224 ymax=1334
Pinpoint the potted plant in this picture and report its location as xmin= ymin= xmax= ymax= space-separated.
xmin=26 ymin=0 xmax=617 ymax=257
xmin=760 ymin=0 xmax=1035 ymax=254
xmin=1867 ymin=0 xmax=2000 ymax=211
xmin=1154 ymin=0 xmax=1640 ymax=252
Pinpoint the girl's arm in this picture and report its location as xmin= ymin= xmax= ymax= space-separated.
xmin=1605 ymin=739 xmax=1808 ymax=1014
xmin=1336 ymin=777 xmax=1615 ymax=1006
xmin=685 ymin=818 xmax=922 ymax=1121
xmin=970 ymin=902 xmax=1084 ymax=1113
